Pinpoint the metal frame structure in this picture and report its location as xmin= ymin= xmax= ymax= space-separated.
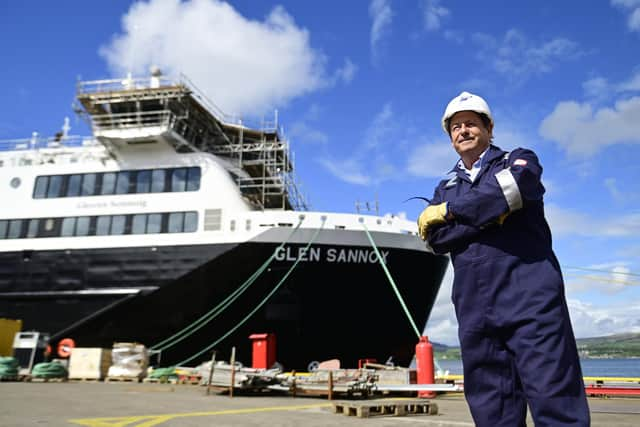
xmin=74 ymin=73 xmax=308 ymax=211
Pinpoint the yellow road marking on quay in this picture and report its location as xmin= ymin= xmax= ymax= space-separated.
xmin=68 ymin=403 xmax=332 ymax=427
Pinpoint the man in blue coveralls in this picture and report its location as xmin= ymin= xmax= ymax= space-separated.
xmin=418 ymin=91 xmax=590 ymax=426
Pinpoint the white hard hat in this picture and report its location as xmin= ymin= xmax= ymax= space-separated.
xmin=441 ymin=91 xmax=493 ymax=134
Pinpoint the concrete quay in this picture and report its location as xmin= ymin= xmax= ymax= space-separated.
xmin=0 ymin=381 xmax=639 ymax=426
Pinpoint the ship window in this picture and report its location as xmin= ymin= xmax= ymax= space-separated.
xmin=132 ymin=214 xmax=146 ymax=234
xmin=116 ymin=172 xmax=130 ymax=194
xmin=96 ymin=216 xmax=111 ymax=235
xmin=47 ymin=176 xmax=63 ymax=198
xmin=33 ymin=176 xmax=48 ymax=199
xmin=168 ymin=212 xmax=184 ymax=233
xmin=246 ymin=219 xmax=251 ymax=231
xmin=61 ymin=217 xmax=76 ymax=237
xmin=81 ymin=173 xmax=96 ymax=196
xmin=147 ymin=213 xmax=162 ymax=233
xmin=76 ymin=217 xmax=90 ymax=236
xmin=171 ymin=168 xmax=187 ymax=192
xmin=151 ymin=169 xmax=165 ymax=192
xmin=101 ymin=172 xmax=116 ymax=195
xmin=26 ymin=219 xmax=39 ymax=238
xmin=0 ymin=220 xmax=7 ymax=239
xmin=184 ymin=212 xmax=197 ymax=232
xmin=186 ymin=167 xmax=200 ymax=191
xmin=136 ymin=170 xmax=151 ymax=193
xmin=111 ymin=215 xmax=126 ymax=235
xmin=66 ymin=174 xmax=82 ymax=197
xmin=7 ymin=219 xmax=22 ymax=239
xmin=230 ymin=219 xmax=236 ymax=232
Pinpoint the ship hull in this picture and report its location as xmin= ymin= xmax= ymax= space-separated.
xmin=0 ymin=238 xmax=447 ymax=370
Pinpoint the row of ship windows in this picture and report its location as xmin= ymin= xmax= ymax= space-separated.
xmin=0 ymin=211 xmax=198 ymax=239
xmin=33 ymin=167 xmax=201 ymax=199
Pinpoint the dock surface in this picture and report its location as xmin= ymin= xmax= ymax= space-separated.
xmin=1 ymin=382 xmax=639 ymax=426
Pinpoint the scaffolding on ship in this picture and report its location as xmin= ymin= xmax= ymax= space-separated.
xmin=73 ymin=70 xmax=308 ymax=211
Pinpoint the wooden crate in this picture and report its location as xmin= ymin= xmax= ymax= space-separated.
xmin=68 ymin=348 xmax=111 ymax=380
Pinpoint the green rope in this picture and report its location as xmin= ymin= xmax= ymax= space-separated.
xmin=362 ymin=221 xmax=445 ymax=373
xmin=148 ymin=366 xmax=177 ymax=379
xmin=31 ymin=362 xmax=67 ymax=378
xmin=176 ymin=218 xmax=326 ymax=366
xmin=151 ymin=219 xmax=304 ymax=351
xmin=0 ymin=357 xmax=19 ymax=377
xmin=361 ymin=221 xmax=421 ymax=339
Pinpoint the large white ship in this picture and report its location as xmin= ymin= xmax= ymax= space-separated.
xmin=0 ymin=71 xmax=448 ymax=370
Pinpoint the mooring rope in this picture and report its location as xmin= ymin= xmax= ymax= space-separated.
xmin=361 ymin=221 xmax=421 ymax=339
xmin=176 ymin=217 xmax=326 ymax=366
xmin=150 ymin=218 xmax=304 ymax=351
xmin=362 ymin=220 xmax=445 ymax=373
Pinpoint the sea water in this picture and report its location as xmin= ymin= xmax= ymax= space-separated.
xmin=436 ymin=358 xmax=640 ymax=378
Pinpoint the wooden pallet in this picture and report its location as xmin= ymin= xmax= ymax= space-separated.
xmin=69 ymin=377 xmax=103 ymax=382
xmin=28 ymin=377 xmax=68 ymax=383
xmin=332 ymin=399 xmax=438 ymax=418
xmin=105 ymin=376 xmax=142 ymax=383
xmin=0 ymin=375 xmax=20 ymax=382
xmin=143 ymin=377 xmax=178 ymax=384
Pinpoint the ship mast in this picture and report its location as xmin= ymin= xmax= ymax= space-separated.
xmin=74 ymin=70 xmax=307 ymax=211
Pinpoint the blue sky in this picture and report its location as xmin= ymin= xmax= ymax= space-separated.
xmin=1 ymin=0 xmax=639 ymax=346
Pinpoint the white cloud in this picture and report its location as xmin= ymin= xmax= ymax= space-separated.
xmin=565 ymin=262 xmax=639 ymax=294
xmin=332 ymin=58 xmax=357 ymax=85
xmin=319 ymin=103 xmax=398 ymax=185
xmin=420 ymin=0 xmax=450 ymax=31
xmin=99 ymin=0 xmax=328 ymax=118
xmin=406 ymin=141 xmax=458 ymax=177
xmin=364 ymin=103 xmax=393 ymax=150
xmin=604 ymin=177 xmax=624 ymax=202
xmin=369 ymin=0 xmax=393 ymax=64
xmin=443 ymin=30 xmax=463 ymax=44
xmin=618 ymin=69 xmax=640 ymax=91
xmin=423 ymin=262 xmax=459 ymax=346
xmin=582 ymin=70 xmax=640 ymax=101
xmin=287 ymin=121 xmax=328 ymax=145
xmin=317 ymin=157 xmax=370 ymax=185
xmin=472 ymin=29 xmax=583 ymax=83
xmin=567 ymin=298 xmax=640 ymax=339
xmin=539 ymin=96 xmax=640 ymax=156
xmin=546 ymin=203 xmax=640 ymax=237
xmin=583 ymin=77 xmax=610 ymax=102
xmin=612 ymin=0 xmax=640 ymax=32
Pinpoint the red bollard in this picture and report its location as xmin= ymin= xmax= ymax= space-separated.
xmin=416 ymin=335 xmax=436 ymax=398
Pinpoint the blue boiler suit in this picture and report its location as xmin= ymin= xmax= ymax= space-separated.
xmin=426 ymin=145 xmax=590 ymax=426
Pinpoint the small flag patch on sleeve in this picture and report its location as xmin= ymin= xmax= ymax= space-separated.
xmin=513 ymin=159 xmax=528 ymax=166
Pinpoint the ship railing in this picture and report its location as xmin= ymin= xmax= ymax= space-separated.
xmin=237 ymin=176 xmax=285 ymax=193
xmin=76 ymin=74 xmax=279 ymax=134
xmin=0 ymin=135 xmax=96 ymax=152
xmin=90 ymin=110 xmax=175 ymax=132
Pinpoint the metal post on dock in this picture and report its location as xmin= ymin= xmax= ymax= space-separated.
xmin=205 ymin=351 xmax=216 ymax=396
xmin=291 ymin=370 xmax=297 ymax=398
xmin=229 ymin=347 xmax=236 ymax=398
xmin=328 ymin=371 xmax=333 ymax=401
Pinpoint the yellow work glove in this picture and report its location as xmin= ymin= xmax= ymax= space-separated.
xmin=497 ymin=211 xmax=510 ymax=225
xmin=417 ymin=202 xmax=448 ymax=240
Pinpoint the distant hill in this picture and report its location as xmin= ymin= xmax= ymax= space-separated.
xmin=576 ymin=332 xmax=640 ymax=358
xmin=432 ymin=333 xmax=640 ymax=359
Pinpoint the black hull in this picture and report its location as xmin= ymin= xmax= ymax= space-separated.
xmin=0 ymin=241 xmax=448 ymax=370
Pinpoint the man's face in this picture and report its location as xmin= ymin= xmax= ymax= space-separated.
xmin=449 ymin=111 xmax=493 ymax=159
